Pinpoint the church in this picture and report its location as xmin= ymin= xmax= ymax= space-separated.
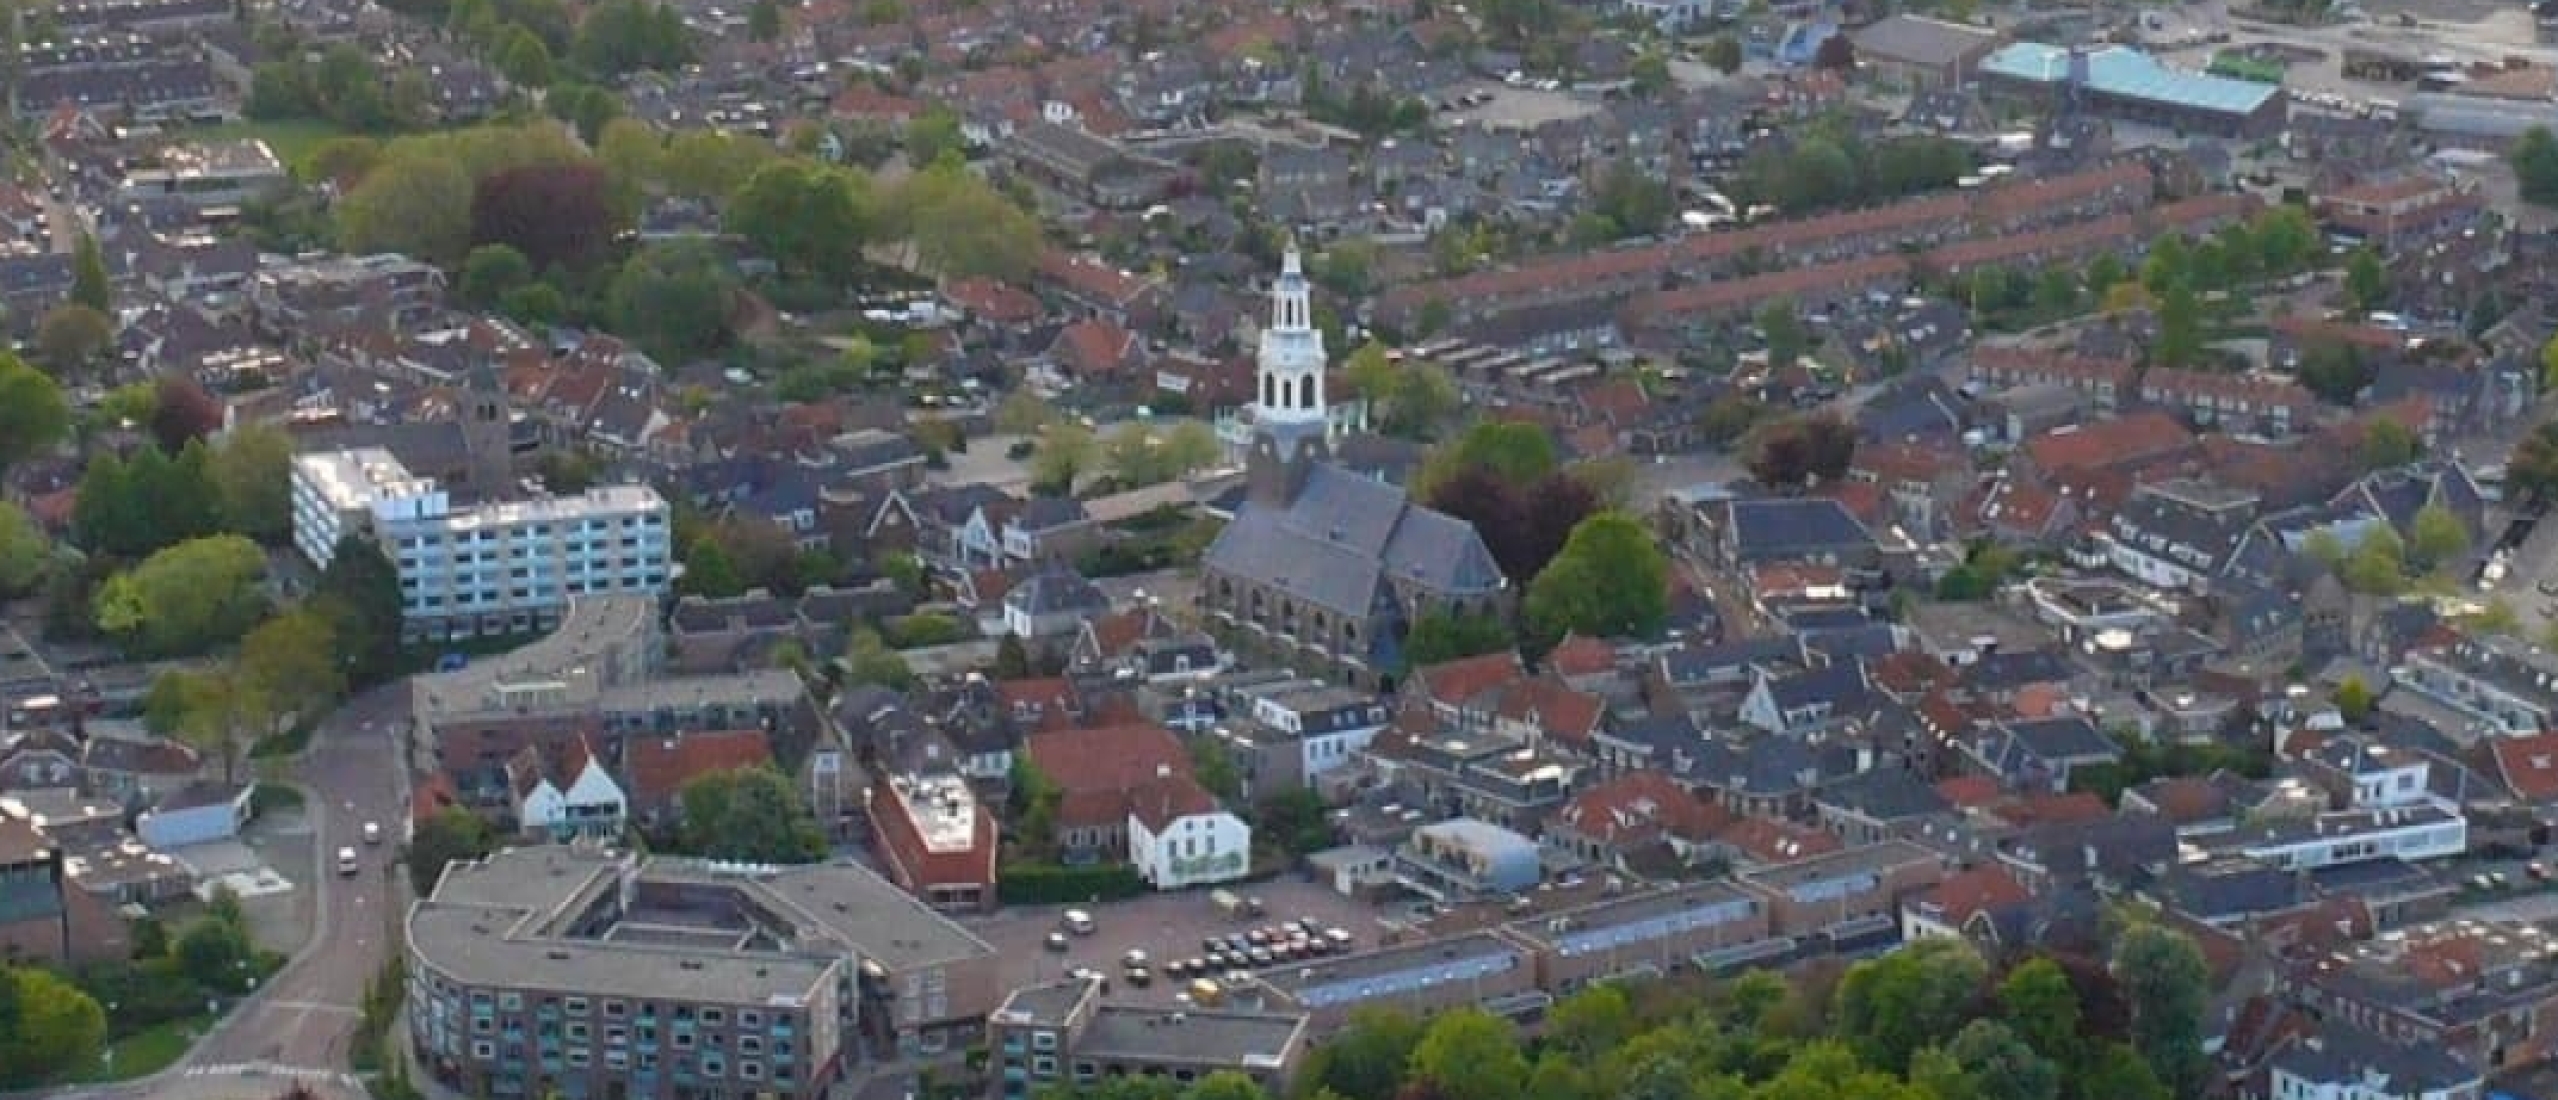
xmin=1198 ymin=250 xmax=1506 ymax=689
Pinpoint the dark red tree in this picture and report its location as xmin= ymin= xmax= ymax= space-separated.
xmin=470 ymin=163 xmax=620 ymax=272
xmin=1515 ymin=472 xmax=1600 ymax=581
xmin=1814 ymin=33 xmax=1857 ymax=70
xmin=1426 ymin=466 xmax=1532 ymax=582
xmin=1744 ymin=412 xmax=1859 ymax=490
xmin=150 ymin=375 xmax=224 ymax=453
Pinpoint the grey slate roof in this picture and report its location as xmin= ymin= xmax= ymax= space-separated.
xmin=1202 ymin=464 xmax=1502 ymax=619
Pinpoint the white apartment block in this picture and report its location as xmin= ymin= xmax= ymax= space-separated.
xmin=292 ymin=447 xmax=672 ymax=642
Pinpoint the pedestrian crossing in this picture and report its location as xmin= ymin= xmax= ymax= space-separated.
xmin=183 ymin=1062 xmax=363 ymax=1089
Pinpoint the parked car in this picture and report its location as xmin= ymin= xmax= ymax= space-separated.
xmin=1063 ymin=909 xmax=1096 ymax=934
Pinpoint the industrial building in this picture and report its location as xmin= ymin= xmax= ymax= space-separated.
xmin=1978 ymin=43 xmax=2288 ymax=137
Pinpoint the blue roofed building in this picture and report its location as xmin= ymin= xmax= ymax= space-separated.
xmin=1978 ymin=43 xmax=2287 ymax=137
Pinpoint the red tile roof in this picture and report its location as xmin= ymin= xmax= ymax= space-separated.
xmin=1716 ymin=816 xmax=1844 ymax=864
xmin=1556 ymin=772 xmax=1735 ymax=848
xmin=1912 ymin=863 xmax=2032 ymax=925
xmin=2020 ymin=411 xmax=2195 ymax=475
xmin=1415 ymin=651 xmax=1527 ymax=709
xmin=2492 ymin=732 xmax=2558 ymax=803
xmin=1024 ymin=723 xmax=1192 ymax=829
xmin=1545 ymin=635 xmax=1618 ymax=679
xmin=1989 ymin=791 xmax=2111 ymax=826
xmin=1495 ymin=679 xmax=1606 ymax=746
xmin=1935 ymin=775 xmax=2003 ymax=808
xmin=628 ymin=729 xmax=773 ymax=807
xmin=1129 ymin=774 xmax=1222 ymax=831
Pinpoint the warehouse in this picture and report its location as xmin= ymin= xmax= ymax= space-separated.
xmin=1978 ymin=43 xmax=2287 ymax=138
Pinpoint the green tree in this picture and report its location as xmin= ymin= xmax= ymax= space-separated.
xmin=1912 ymin=1020 xmax=2059 ymax=1100
xmin=337 ymin=153 xmax=475 ymax=264
xmin=208 ymin=424 xmax=296 ymax=542
xmin=2152 ymin=283 xmax=2202 ymax=368
xmin=1834 ymin=936 xmax=1989 ymax=1072
xmin=1524 ymin=512 xmax=1670 ymax=643
xmin=1188 ymin=736 xmax=1243 ymax=802
xmin=0 ymin=352 xmax=70 ymax=475
xmin=1434 ymin=420 xmax=1559 ymax=489
xmin=0 ymin=501 xmax=54 ymax=598
xmin=239 ymin=608 xmax=346 ymax=742
xmin=1403 ymin=608 xmax=1514 ymax=667
xmin=1030 ymin=422 xmax=1098 ymax=495
xmin=660 ymin=129 xmax=777 ymax=199
xmin=313 ymin=534 xmax=404 ymax=687
xmin=2344 ymin=246 xmax=2388 ymax=314
xmin=458 ymin=242 xmax=536 ymax=306
xmin=2408 ymin=502 xmax=2469 ymax=573
xmin=35 ymin=303 xmax=113 ymax=374
xmin=151 ymin=667 xmax=261 ymax=783
xmin=1703 ymin=35 xmax=1743 ymax=73
xmin=71 ymin=231 xmax=111 ymax=314
xmin=2358 ymin=419 xmax=2421 ymax=470
xmin=839 ymin=627 xmax=916 ymax=690
xmin=94 ymin=534 xmax=268 ymax=657
xmin=175 ymin=904 xmax=257 ymax=991
xmin=1996 ymin=958 xmax=2084 ymax=1067
xmin=2111 ymin=924 xmax=2210 ymax=1099
xmin=1302 ymin=1008 xmax=1423 ymax=1100
xmin=597 ymin=116 xmax=663 ymax=194
xmin=2076 ymin=1043 xmax=2172 ymax=1100
xmin=2335 ymin=675 xmax=2374 ymax=722
xmin=407 ymin=806 xmax=498 ymax=892
xmin=1184 ymin=1071 xmax=1266 ymax=1100
xmin=895 ymin=163 xmax=1044 ymax=281
xmin=608 ymin=242 xmax=736 ymax=362
xmin=572 ymin=0 xmax=692 ymax=75
xmin=678 ymin=767 xmax=827 ymax=862
xmin=496 ymin=24 xmax=554 ymax=86
xmin=727 ymin=161 xmax=872 ymax=280
xmin=1758 ymin=298 xmax=1809 ymax=367
xmin=2340 ymin=525 xmax=2408 ymax=595
xmin=1547 ymin=983 xmax=1638 ymax=1057
xmin=748 ymin=0 xmax=781 ymax=38
xmin=1408 ymin=1008 xmax=1531 ymax=1100
xmin=2296 ymin=341 xmax=2372 ymax=405
xmin=0 ymin=966 xmax=106 ymax=1087
xmin=2513 ymin=422 xmax=2558 ymax=505
xmin=2512 ymin=125 xmax=2558 ymax=206
xmin=905 ymin=105 xmax=966 ymax=167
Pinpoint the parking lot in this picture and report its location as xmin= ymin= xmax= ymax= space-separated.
xmin=973 ymin=877 xmax=1398 ymax=1005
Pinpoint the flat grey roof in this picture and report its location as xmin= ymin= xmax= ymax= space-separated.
xmin=1504 ymin=881 xmax=1761 ymax=947
xmin=1739 ymin=839 xmax=1939 ymax=891
xmin=411 ymin=848 xmax=993 ymax=1005
xmin=1256 ymin=929 xmax=1529 ymax=997
xmin=1077 ymin=1006 xmax=1307 ymax=1069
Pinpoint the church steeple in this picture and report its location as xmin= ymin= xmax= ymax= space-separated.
xmin=1247 ymin=245 xmax=1330 ymax=507
xmin=1255 ymin=243 xmax=1326 ymax=430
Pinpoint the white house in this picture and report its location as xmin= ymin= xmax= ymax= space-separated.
xmin=136 ymin=781 xmax=253 ymax=850
xmin=1127 ymin=771 xmax=1250 ymax=890
xmin=2226 ymin=806 xmax=2466 ymax=872
xmin=1246 ymin=686 xmax=1390 ymax=784
xmin=513 ymin=752 xmax=627 ymax=841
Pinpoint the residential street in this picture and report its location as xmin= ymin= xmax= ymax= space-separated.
xmin=46 ymin=683 xmax=414 ymax=1100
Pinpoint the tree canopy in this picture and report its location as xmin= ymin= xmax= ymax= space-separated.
xmin=1524 ymin=511 xmax=1670 ymax=643
xmin=677 ymin=766 xmax=827 ymax=862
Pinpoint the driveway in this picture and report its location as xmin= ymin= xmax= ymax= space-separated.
xmin=969 ymin=877 xmax=1396 ymax=1007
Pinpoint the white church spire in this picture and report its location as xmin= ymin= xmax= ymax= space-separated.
xmin=1256 ymin=243 xmax=1326 ymax=428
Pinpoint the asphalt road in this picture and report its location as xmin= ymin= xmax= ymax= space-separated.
xmin=56 ymin=682 xmax=416 ymax=1100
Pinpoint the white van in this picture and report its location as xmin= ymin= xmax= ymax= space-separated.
xmin=337 ymin=847 xmax=360 ymax=876
xmin=1062 ymin=909 xmax=1096 ymax=935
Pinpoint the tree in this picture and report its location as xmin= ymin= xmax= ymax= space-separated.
xmin=1835 ymin=937 xmax=1989 ymax=1072
xmin=572 ymin=0 xmax=692 ymax=76
xmin=1995 ymin=958 xmax=2084 ymax=1067
xmin=0 ymin=353 xmax=69 ymax=475
xmin=495 ymin=24 xmax=554 ymax=86
xmin=905 ymin=105 xmax=966 ymax=167
xmin=458 ymin=242 xmax=536 ymax=307
xmin=1189 ymin=736 xmax=1243 ymax=802
xmin=607 ymin=242 xmax=736 ymax=363
xmin=2335 ymin=675 xmax=2374 ymax=722
xmin=1758 ymin=298 xmax=1809 ymax=368
xmin=2512 ymin=422 xmax=2558 ymax=505
xmin=546 ymin=81 xmax=626 ymax=143
xmin=209 ymin=424 xmax=296 ymax=542
xmin=2512 ymin=125 xmax=2558 ymax=206
xmin=1704 ymin=35 xmax=1743 ymax=73
xmin=71 ymin=231 xmax=111 ymax=314
xmin=407 ymin=806 xmax=497 ymax=892
xmin=2339 ymin=525 xmax=2407 ymax=595
xmin=314 ymin=534 xmax=404 ymax=687
xmin=0 ymin=966 xmax=106 ymax=1087
xmin=1914 ymin=1020 xmax=2059 ymax=1100
xmin=839 ymin=627 xmax=915 ymax=691
xmin=1745 ymin=413 xmax=1858 ymax=490
xmin=2151 ymin=283 xmax=2202 ymax=369
xmin=1813 ymin=33 xmax=1855 ymax=70
xmin=1547 ymin=984 xmax=1637 ymax=1058
xmin=897 ymin=165 xmax=1044 ymax=281
xmin=2344 ymin=246 xmax=2388 ymax=314
xmin=473 ymin=163 xmax=623 ymax=271
xmin=747 ymin=0 xmax=781 ymax=38
xmin=994 ymin=391 xmax=1053 ymax=436
xmin=728 ymin=161 xmax=871 ymax=280
xmin=1524 ymin=512 xmax=1670 ymax=643
xmin=660 ymin=129 xmax=777 ymax=200
xmin=1030 ymin=422 xmax=1098 ymax=495
xmin=150 ymin=375 xmax=226 ymax=454
xmin=240 ymin=609 xmax=345 ymax=742
xmin=1438 ymin=421 xmax=1559 ymax=488
xmin=2357 ymin=419 xmax=2421 ymax=471
xmin=2076 ymin=1042 xmax=2172 ymax=1100
xmin=1403 ymin=608 xmax=1514 ymax=667
xmin=1409 ymin=1008 xmax=1531 ymax=1100
xmin=35 ymin=304 xmax=112 ymax=374
xmin=1300 ymin=1009 xmax=1423 ymax=1100
xmin=2408 ymin=502 xmax=2469 ymax=573
xmin=597 ymin=117 xmax=663 ymax=195
xmin=0 ymin=501 xmax=54 ymax=598
xmin=2295 ymin=341 xmax=2371 ymax=405
xmin=2111 ymin=924 xmax=2210 ymax=1100
xmin=338 ymin=153 xmax=475 ymax=264
xmin=175 ymin=903 xmax=257 ymax=991
xmin=678 ymin=766 xmax=827 ymax=862
xmin=94 ymin=535 xmax=269 ymax=657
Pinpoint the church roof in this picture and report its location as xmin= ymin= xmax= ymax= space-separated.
xmin=1204 ymin=464 xmax=1503 ymax=618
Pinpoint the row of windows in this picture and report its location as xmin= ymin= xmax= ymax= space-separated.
xmin=397 ymin=515 xmax=664 ymax=548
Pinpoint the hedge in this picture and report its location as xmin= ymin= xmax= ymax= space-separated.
xmin=998 ymin=862 xmax=1147 ymax=906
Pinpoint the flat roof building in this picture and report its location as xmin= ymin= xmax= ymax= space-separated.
xmin=986 ymin=978 xmax=1310 ymax=1098
xmin=406 ymin=846 xmax=1001 ymax=1100
xmin=1978 ymin=43 xmax=2287 ymax=137
xmin=1243 ymin=929 xmax=1542 ymax=1032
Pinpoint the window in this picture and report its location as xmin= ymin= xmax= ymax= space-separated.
xmin=740 ymin=1062 xmax=764 ymax=1082
xmin=738 ymin=1037 xmax=763 ymax=1055
xmin=673 ymin=1032 xmax=695 ymax=1050
xmin=701 ymin=1055 xmax=725 ymax=1079
xmin=499 ymin=992 xmax=522 ymax=1011
xmin=1031 ymin=1056 xmax=1058 ymax=1077
xmin=473 ymin=1041 xmax=495 ymax=1061
xmin=1031 ymin=1032 xmax=1057 ymax=1051
xmin=606 ymin=1028 xmax=627 ymax=1045
xmin=566 ymin=1023 xmax=589 ymax=1042
xmin=739 ymin=1011 xmax=762 ymax=1029
xmin=701 ymin=1009 xmax=725 ymax=1026
xmin=566 ymin=1049 xmax=590 ymax=1067
xmin=473 ymin=1018 xmax=494 ymax=1035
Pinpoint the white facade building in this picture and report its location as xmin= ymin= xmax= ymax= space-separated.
xmin=291 ymin=448 xmax=672 ymax=642
xmin=515 ymin=755 xmax=627 ymax=840
xmin=2230 ymin=807 xmax=2467 ymax=871
xmin=1128 ymin=788 xmax=1251 ymax=890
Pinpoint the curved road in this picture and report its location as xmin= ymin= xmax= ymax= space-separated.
xmin=56 ymin=682 xmax=413 ymax=1100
